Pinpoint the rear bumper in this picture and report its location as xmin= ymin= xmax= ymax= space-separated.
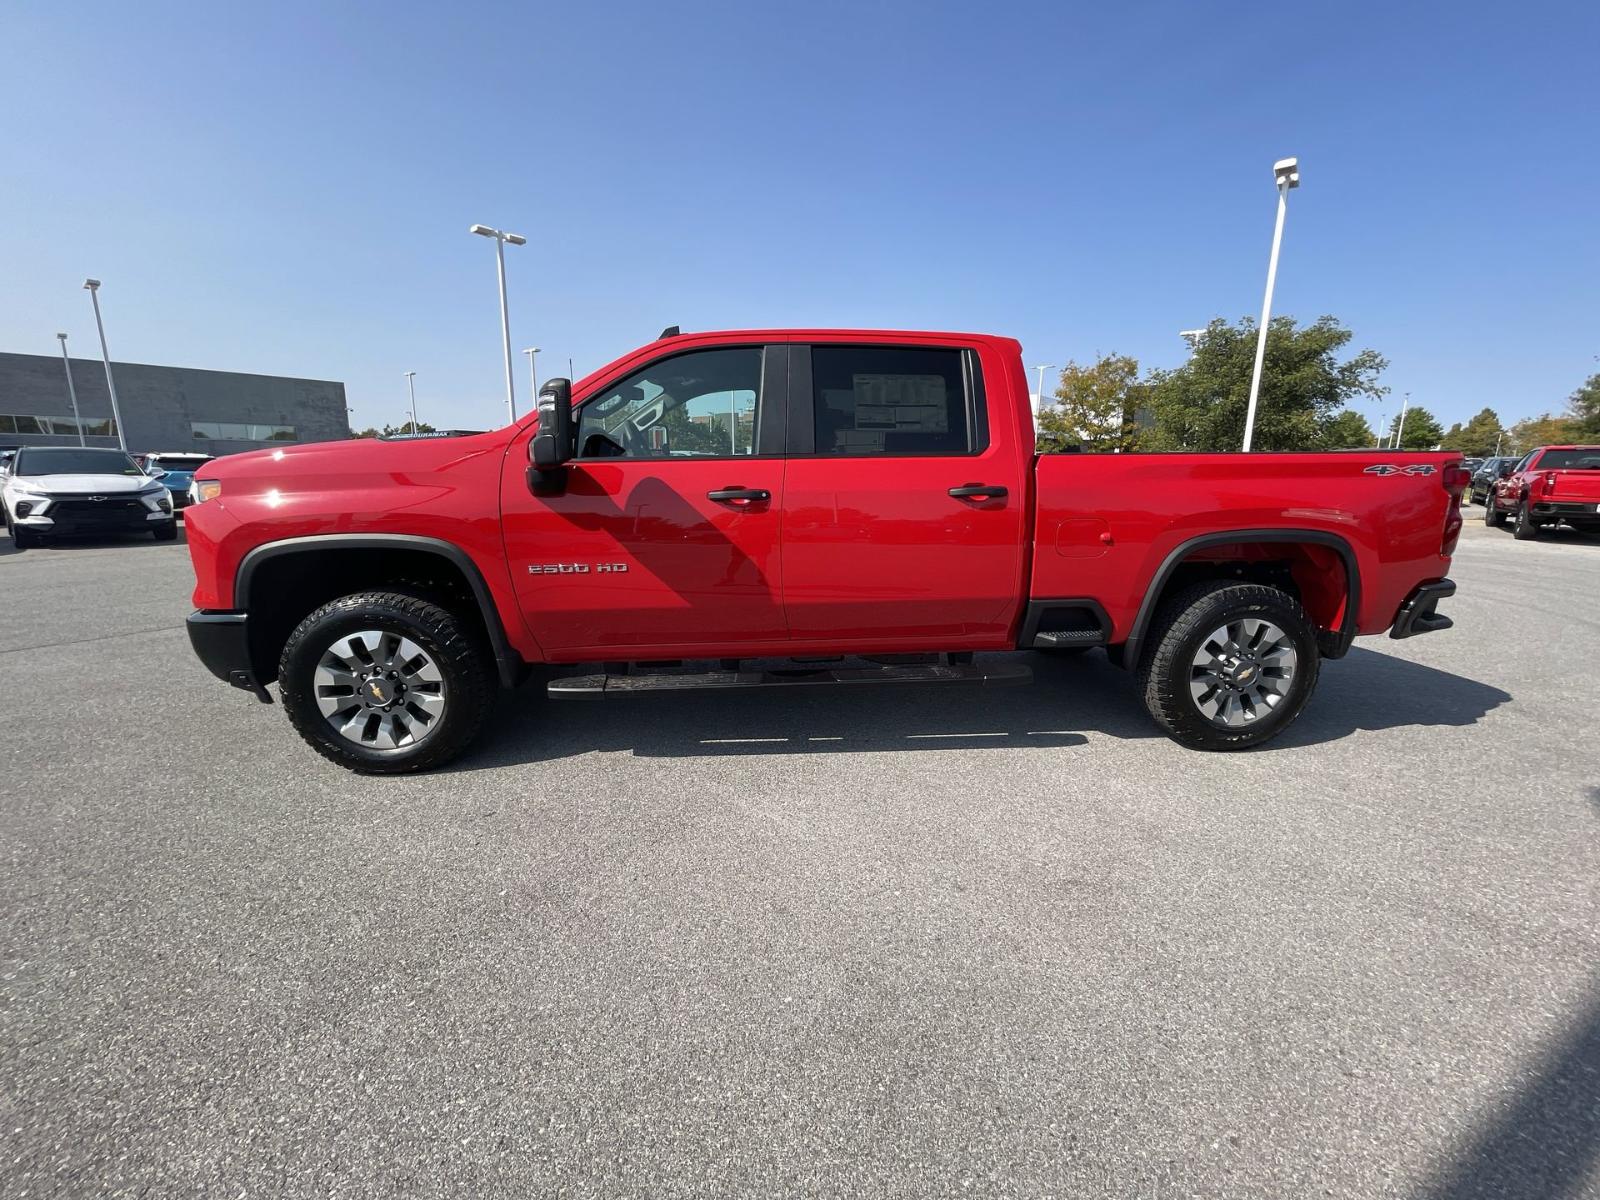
xmin=1389 ymin=580 xmax=1456 ymax=640
xmin=187 ymin=611 xmax=273 ymax=702
xmin=1532 ymin=500 xmax=1600 ymax=517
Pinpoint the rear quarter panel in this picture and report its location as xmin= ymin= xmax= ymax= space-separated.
xmin=1030 ymin=452 xmax=1459 ymax=641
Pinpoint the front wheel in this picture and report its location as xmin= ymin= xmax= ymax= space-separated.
xmin=279 ymin=591 xmax=496 ymax=774
xmin=1484 ymin=498 xmax=1506 ymax=527
xmin=1138 ymin=581 xmax=1321 ymax=751
xmin=151 ymin=522 xmax=178 ymax=542
xmin=8 ymin=515 xmax=41 ymax=549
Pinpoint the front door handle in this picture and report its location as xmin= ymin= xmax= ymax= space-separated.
xmin=948 ymin=484 xmax=1008 ymax=500
xmin=707 ymin=487 xmax=771 ymax=504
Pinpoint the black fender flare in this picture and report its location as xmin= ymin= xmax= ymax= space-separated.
xmin=235 ymin=533 xmax=526 ymax=688
xmin=1118 ymin=528 xmax=1362 ymax=669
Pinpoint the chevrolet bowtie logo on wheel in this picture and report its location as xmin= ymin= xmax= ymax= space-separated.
xmin=1364 ymin=464 xmax=1437 ymax=477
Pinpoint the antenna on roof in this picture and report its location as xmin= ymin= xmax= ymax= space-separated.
xmin=659 ymin=325 xmax=680 ymax=339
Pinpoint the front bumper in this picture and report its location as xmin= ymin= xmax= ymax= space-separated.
xmin=1389 ymin=579 xmax=1456 ymax=640
xmin=187 ymin=611 xmax=273 ymax=702
xmin=12 ymin=494 xmax=174 ymax=533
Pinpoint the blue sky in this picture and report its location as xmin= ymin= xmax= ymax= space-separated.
xmin=3 ymin=0 xmax=1596 ymax=433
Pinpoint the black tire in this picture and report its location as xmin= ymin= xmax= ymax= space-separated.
xmin=151 ymin=522 xmax=178 ymax=542
xmin=1484 ymin=498 xmax=1506 ymax=527
xmin=7 ymin=512 xmax=41 ymax=549
xmin=1138 ymin=581 xmax=1321 ymax=751
xmin=1511 ymin=499 xmax=1540 ymax=540
xmin=279 ymin=591 xmax=496 ymax=774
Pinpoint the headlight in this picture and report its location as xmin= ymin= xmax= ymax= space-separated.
xmin=8 ymin=480 xmax=48 ymax=497
xmin=192 ymin=479 xmax=223 ymax=503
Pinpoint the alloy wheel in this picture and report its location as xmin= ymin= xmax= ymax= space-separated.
xmin=314 ymin=630 xmax=446 ymax=749
xmin=1188 ymin=618 xmax=1299 ymax=728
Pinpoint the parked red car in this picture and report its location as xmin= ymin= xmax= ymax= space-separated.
xmin=182 ymin=328 xmax=1466 ymax=772
xmin=1484 ymin=445 xmax=1600 ymax=539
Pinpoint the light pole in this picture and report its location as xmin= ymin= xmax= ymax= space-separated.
xmin=1242 ymin=158 xmax=1300 ymax=452
xmin=82 ymin=279 xmax=128 ymax=451
xmin=521 ymin=347 xmax=541 ymax=399
xmin=1393 ymin=391 xmax=1411 ymax=450
xmin=469 ymin=224 xmax=527 ymax=424
xmin=55 ymin=333 xmax=86 ymax=446
xmin=404 ymin=371 xmax=419 ymax=434
xmin=1032 ymin=364 xmax=1055 ymax=415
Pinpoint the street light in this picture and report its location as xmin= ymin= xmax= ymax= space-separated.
xmin=404 ymin=371 xmax=419 ymax=434
xmin=1179 ymin=329 xmax=1206 ymax=357
xmin=1241 ymin=157 xmax=1300 ymax=452
xmin=1032 ymin=364 xmax=1055 ymax=415
xmin=54 ymin=333 xmax=86 ymax=446
xmin=469 ymin=224 xmax=527 ymax=425
xmin=82 ymin=279 xmax=128 ymax=451
xmin=521 ymin=347 xmax=541 ymax=399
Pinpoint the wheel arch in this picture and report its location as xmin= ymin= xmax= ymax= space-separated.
xmin=1118 ymin=528 xmax=1361 ymax=669
xmin=235 ymin=534 xmax=525 ymax=688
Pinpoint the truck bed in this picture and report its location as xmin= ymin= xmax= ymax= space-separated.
xmin=1029 ymin=451 xmax=1459 ymax=647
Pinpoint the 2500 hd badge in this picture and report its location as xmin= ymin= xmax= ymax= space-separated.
xmin=527 ymin=562 xmax=629 ymax=575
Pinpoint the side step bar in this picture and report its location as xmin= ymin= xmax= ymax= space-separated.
xmin=549 ymin=661 xmax=1033 ymax=697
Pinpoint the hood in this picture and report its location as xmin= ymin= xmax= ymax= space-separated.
xmin=14 ymin=473 xmax=162 ymax=495
xmin=205 ymin=429 xmax=514 ymax=480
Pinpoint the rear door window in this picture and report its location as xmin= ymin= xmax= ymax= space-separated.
xmin=810 ymin=346 xmax=974 ymax=456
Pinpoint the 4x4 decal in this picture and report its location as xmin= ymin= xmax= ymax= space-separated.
xmin=1364 ymin=464 xmax=1437 ymax=477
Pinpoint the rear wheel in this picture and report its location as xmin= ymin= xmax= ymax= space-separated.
xmin=1138 ymin=581 xmax=1320 ymax=751
xmin=279 ymin=591 xmax=496 ymax=774
xmin=1511 ymin=499 xmax=1541 ymax=540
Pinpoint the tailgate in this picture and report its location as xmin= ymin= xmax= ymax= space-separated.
xmin=1547 ymin=470 xmax=1600 ymax=503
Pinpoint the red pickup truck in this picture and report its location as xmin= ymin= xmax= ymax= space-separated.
xmin=1483 ymin=444 xmax=1600 ymax=539
xmin=183 ymin=328 xmax=1466 ymax=773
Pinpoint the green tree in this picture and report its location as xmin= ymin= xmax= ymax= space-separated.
xmin=382 ymin=420 xmax=437 ymax=437
xmin=1565 ymin=372 xmax=1600 ymax=438
xmin=1144 ymin=316 xmax=1387 ymax=451
xmin=350 ymin=426 xmax=381 ymax=439
xmin=1036 ymin=354 xmax=1144 ymax=452
xmin=1440 ymin=407 xmax=1506 ymax=456
xmin=1318 ymin=409 xmax=1375 ymax=449
xmin=1508 ymin=412 xmax=1580 ymax=452
xmin=1387 ymin=406 xmax=1445 ymax=450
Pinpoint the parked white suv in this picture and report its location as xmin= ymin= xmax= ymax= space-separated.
xmin=2 ymin=446 xmax=177 ymax=549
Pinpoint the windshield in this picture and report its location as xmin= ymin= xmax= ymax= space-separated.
xmin=150 ymin=456 xmax=212 ymax=471
xmin=13 ymin=447 xmax=145 ymax=476
xmin=1536 ymin=449 xmax=1600 ymax=471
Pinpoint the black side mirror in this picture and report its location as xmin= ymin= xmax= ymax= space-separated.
xmin=530 ymin=378 xmax=574 ymax=469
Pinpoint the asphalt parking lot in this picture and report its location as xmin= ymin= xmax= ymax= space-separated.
xmin=2 ymin=513 xmax=1597 ymax=1199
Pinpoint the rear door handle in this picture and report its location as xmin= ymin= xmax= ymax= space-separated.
xmin=707 ymin=487 xmax=771 ymax=504
xmin=948 ymin=485 xmax=1008 ymax=500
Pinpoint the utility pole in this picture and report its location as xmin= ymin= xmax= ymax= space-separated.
xmin=82 ymin=279 xmax=128 ymax=451
xmin=55 ymin=333 xmax=86 ymax=445
xmin=468 ymin=224 xmax=527 ymax=424
xmin=1242 ymin=158 xmax=1301 ymax=451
